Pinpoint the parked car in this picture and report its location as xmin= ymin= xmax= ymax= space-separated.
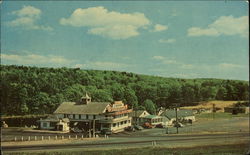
xmin=101 ymin=129 xmax=112 ymax=135
xmin=125 ymin=126 xmax=135 ymax=132
xmin=71 ymin=127 xmax=83 ymax=133
xmin=143 ymin=122 xmax=153 ymax=129
xmin=134 ymin=125 xmax=143 ymax=130
xmin=173 ymin=122 xmax=184 ymax=128
xmin=155 ymin=124 xmax=164 ymax=128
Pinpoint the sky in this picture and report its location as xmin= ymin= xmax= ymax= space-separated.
xmin=1 ymin=1 xmax=249 ymax=80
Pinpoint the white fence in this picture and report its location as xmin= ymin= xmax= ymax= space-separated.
xmin=3 ymin=134 xmax=106 ymax=142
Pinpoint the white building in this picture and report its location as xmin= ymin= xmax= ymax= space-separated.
xmin=131 ymin=110 xmax=164 ymax=126
xmin=159 ymin=109 xmax=195 ymax=126
xmin=41 ymin=94 xmax=132 ymax=134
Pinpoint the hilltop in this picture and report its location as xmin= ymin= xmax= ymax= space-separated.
xmin=1 ymin=65 xmax=249 ymax=116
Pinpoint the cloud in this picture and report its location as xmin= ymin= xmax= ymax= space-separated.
xmin=73 ymin=64 xmax=86 ymax=68
xmin=1 ymin=53 xmax=73 ymax=65
xmin=88 ymin=61 xmax=129 ymax=69
xmin=60 ymin=6 xmax=150 ymax=40
xmin=187 ymin=27 xmax=219 ymax=37
xmin=159 ymin=39 xmax=176 ymax=43
xmin=172 ymin=73 xmax=198 ymax=79
xmin=171 ymin=9 xmax=178 ymax=17
xmin=7 ymin=5 xmax=53 ymax=31
xmin=218 ymin=63 xmax=244 ymax=69
xmin=187 ymin=16 xmax=248 ymax=37
xmin=153 ymin=24 xmax=168 ymax=32
xmin=152 ymin=56 xmax=165 ymax=60
xmin=1 ymin=53 xmax=130 ymax=71
xmin=180 ymin=64 xmax=194 ymax=69
xmin=72 ymin=61 xmax=130 ymax=70
xmin=152 ymin=56 xmax=196 ymax=69
xmin=12 ymin=5 xmax=41 ymax=18
xmin=88 ymin=25 xmax=139 ymax=40
xmin=152 ymin=56 xmax=177 ymax=64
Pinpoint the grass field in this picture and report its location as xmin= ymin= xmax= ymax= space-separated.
xmin=195 ymin=112 xmax=249 ymax=120
xmin=181 ymin=100 xmax=244 ymax=110
xmin=4 ymin=143 xmax=249 ymax=155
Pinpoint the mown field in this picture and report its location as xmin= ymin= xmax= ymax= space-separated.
xmin=4 ymin=143 xmax=249 ymax=155
xmin=181 ymin=100 xmax=244 ymax=110
xmin=196 ymin=112 xmax=248 ymax=119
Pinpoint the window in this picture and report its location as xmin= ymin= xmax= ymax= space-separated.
xmin=113 ymin=123 xmax=116 ymax=127
xmin=93 ymin=115 xmax=96 ymax=119
xmin=79 ymin=115 xmax=81 ymax=119
xmin=103 ymin=124 xmax=109 ymax=128
xmin=50 ymin=122 xmax=56 ymax=127
xmin=73 ymin=114 xmax=75 ymax=119
xmin=64 ymin=114 xmax=66 ymax=118
xmin=43 ymin=122 xmax=47 ymax=128
xmin=86 ymin=114 xmax=88 ymax=119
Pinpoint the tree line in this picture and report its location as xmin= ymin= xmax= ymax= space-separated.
xmin=1 ymin=65 xmax=249 ymax=115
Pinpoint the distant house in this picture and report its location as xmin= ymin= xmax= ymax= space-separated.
xmin=39 ymin=115 xmax=70 ymax=132
xmin=131 ymin=110 xmax=163 ymax=126
xmin=143 ymin=115 xmax=164 ymax=126
xmin=40 ymin=94 xmax=132 ymax=133
xmin=160 ymin=109 xmax=195 ymax=126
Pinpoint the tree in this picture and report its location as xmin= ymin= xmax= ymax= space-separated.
xmin=31 ymin=92 xmax=51 ymax=114
xmin=123 ymin=87 xmax=138 ymax=109
xmin=142 ymin=99 xmax=156 ymax=114
xmin=20 ymin=103 xmax=29 ymax=114
xmin=216 ymin=87 xmax=227 ymax=100
xmin=109 ymin=83 xmax=124 ymax=101
xmin=200 ymin=86 xmax=217 ymax=101
xmin=156 ymin=84 xmax=170 ymax=108
xmin=91 ymin=89 xmax=113 ymax=102
xmin=167 ymin=82 xmax=182 ymax=105
xmin=1 ymin=65 xmax=249 ymax=116
xmin=181 ymin=83 xmax=196 ymax=105
xmin=63 ymin=84 xmax=86 ymax=102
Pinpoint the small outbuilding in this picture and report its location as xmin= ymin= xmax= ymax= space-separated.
xmin=39 ymin=115 xmax=70 ymax=132
xmin=160 ymin=109 xmax=195 ymax=126
xmin=131 ymin=110 xmax=163 ymax=126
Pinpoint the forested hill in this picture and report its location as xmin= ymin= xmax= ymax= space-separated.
xmin=1 ymin=65 xmax=249 ymax=115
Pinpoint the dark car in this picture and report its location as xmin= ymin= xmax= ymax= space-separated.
xmin=174 ymin=122 xmax=184 ymax=128
xmin=134 ymin=125 xmax=143 ymax=130
xmin=71 ymin=127 xmax=83 ymax=133
xmin=125 ymin=126 xmax=135 ymax=132
xmin=155 ymin=124 xmax=164 ymax=128
xmin=101 ymin=129 xmax=112 ymax=135
xmin=143 ymin=122 xmax=153 ymax=129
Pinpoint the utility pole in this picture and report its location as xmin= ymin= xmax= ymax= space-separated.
xmin=93 ymin=119 xmax=95 ymax=137
xmin=175 ymin=106 xmax=178 ymax=134
xmin=88 ymin=121 xmax=91 ymax=138
xmin=212 ymin=104 xmax=215 ymax=120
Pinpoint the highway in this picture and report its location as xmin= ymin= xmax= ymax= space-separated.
xmin=2 ymin=132 xmax=249 ymax=152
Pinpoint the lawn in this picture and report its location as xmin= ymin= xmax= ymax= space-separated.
xmin=5 ymin=143 xmax=249 ymax=155
xmin=195 ymin=112 xmax=249 ymax=120
xmin=181 ymin=100 xmax=243 ymax=110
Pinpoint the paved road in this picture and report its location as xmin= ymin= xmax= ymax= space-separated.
xmin=2 ymin=132 xmax=249 ymax=152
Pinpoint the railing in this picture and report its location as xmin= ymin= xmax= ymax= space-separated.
xmin=98 ymin=117 xmax=114 ymax=123
xmin=99 ymin=116 xmax=131 ymax=123
xmin=1 ymin=133 xmax=110 ymax=142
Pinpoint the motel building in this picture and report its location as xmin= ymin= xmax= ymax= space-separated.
xmin=39 ymin=94 xmax=132 ymax=133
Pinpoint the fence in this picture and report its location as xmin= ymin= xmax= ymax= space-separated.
xmin=2 ymin=134 xmax=107 ymax=142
